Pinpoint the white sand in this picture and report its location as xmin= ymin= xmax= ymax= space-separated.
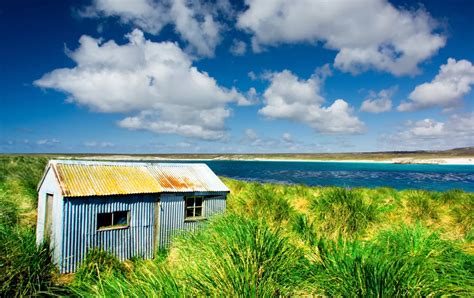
xmin=76 ymin=155 xmax=474 ymax=165
xmin=242 ymin=157 xmax=474 ymax=165
xmin=387 ymin=157 xmax=474 ymax=165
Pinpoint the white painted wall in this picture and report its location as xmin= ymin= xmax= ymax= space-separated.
xmin=36 ymin=166 xmax=64 ymax=265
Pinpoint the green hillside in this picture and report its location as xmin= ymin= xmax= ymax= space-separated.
xmin=1 ymin=156 xmax=473 ymax=296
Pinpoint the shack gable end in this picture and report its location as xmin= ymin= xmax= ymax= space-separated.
xmin=36 ymin=166 xmax=64 ymax=266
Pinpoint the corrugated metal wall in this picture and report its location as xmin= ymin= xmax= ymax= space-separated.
xmin=61 ymin=195 xmax=156 ymax=273
xmin=158 ymin=192 xmax=227 ymax=248
xmin=60 ymin=192 xmax=226 ymax=273
xmin=205 ymin=194 xmax=227 ymax=217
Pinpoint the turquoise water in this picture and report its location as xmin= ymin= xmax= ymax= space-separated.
xmin=160 ymin=160 xmax=474 ymax=192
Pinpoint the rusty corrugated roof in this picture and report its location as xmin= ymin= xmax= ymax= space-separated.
xmin=149 ymin=164 xmax=229 ymax=192
xmin=46 ymin=160 xmax=229 ymax=197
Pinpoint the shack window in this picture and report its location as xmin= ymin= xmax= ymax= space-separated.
xmin=97 ymin=211 xmax=129 ymax=230
xmin=185 ymin=196 xmax=203 ymax=220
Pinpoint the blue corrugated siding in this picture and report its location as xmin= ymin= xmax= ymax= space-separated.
xmin=159 ymin=193 xmax=227 ymax=247
xmin=62 ymin=195 xmax=156 ymax=273
xmin=61 ymin=192 xmax=226 ymax=273
xmin=205 ymin=195 xmax=226 ymax=217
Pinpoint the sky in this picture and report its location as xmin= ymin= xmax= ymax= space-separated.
xmin=1 ymin=0 xmax=473 ymax=154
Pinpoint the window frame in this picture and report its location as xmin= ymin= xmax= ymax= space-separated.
xmin=96 ymin=210 xmax=130 ymax=231
xmin=184 ymin=195 xmax=205 ymax=221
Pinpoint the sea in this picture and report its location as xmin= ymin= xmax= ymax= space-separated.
xmin=157 ymin=160 xmax=474 ymax=192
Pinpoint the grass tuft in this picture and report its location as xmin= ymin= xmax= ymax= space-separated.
xmin=0 ymin=225 xmax=55 ymax=297
xmin=290 ymin=213 xmax=318 ymax=246
xmin=74 ymin=248 xmax=127 ymax=284
xmin=228 ymin=182 xmax=295 ymax=226
xmin=170 ymin=214 xmax=312 ymax=296
xmin=406 ymin=190 xmax=438 ymax=221
xmin=311 ymin=225 xmax=474 ymax=296
xmin=69 ymin=258 xmax=182 ymax=297
xmin=310 ymin=187 xmax=379 ymax=239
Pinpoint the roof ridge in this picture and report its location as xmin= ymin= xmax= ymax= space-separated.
xmin=49 ymin=159 xmax=208 ymax=167
xmin=42 ymin=160 xmax=229 ymax=197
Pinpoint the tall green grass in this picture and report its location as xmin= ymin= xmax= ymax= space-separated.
xmin=228 ymin=182 xmax=296 ymax=226
xmin=69 ymin=215 xmax=312 ymax=296
xmin=0 ymin=184 xmax=20 ymax=227
xmin=406 ymin=190 xmax=439 ymax=221
xmin=311 ymin=225 xmax=474 ymax=296
xmin=0 ymin=156 xmax=48 ymax=204
xmin=290 ymin=213 xmax=318 ymax=246
xmin=310 ymin=187 xmax=380 ymax=239
xmin=0 ymin=224 xmax=55 ymax=297
xmin=373 ymin=225 xmax=474 ymax=295
xmin=66 ymin=214 xmax=474 ymax=297
xmin=171 ymin=214 xmax=311 ymax=296
xmin=0 ymin=156 xmax=473 ymax=296
xmin=0 ymin=156 xmax=54 ymax=297
xmin=450 ymin=192 xmax=474 ymax=240
xmin=69 ymin=255 xmax=183 ymax=297
xmin=73 ymin=248 xmax=127 ymax=284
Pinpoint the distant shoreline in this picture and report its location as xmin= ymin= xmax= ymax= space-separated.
xmin=79 ymin=155 xmax=474 ymax=165
xmin=251 ymin=158 xmax=474 ymax=165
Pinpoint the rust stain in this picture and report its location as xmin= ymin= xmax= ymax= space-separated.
xmin=158 ymin=174 xmax=194 ymax=190
xmin=182 ymin=177 xmax=196 ymax=189
xmin=157 ymin=177 xmax=173 ymax=189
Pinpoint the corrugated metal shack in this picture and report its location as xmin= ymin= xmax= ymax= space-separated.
xmin=36 ymin=160 xmax=229 ymax=273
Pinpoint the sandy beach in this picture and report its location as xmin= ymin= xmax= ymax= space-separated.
xmin=252 ymin=157 xmax=474 ymax=165
xmin=384 ymin=157 xmax=474 ymax=165
xmin=77 ymin=155 xmax=474 ymax=165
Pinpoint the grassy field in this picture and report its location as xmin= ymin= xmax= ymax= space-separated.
xmin=0 ymin=155 xmax=473 ymax=296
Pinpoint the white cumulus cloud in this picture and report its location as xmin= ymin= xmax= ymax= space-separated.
xmin=282 ymin=132 xmax=293 ymax=143
xmin=36 ymin=138 xmax=60 ymax=146
xmin=230 ymin=39 xmax=247 ymax=56
xmin=248 ymin=71 xmax=257 ymax=80
xmin=244 ymin=128 xmax=258 ymax=141
xmin=259 ymin=68 xmax=364 ymax=134
xmin=35 ymin=30 xmax=250 ymax=141
xmin=237 ymin=0 xmax=446 ymax=76
xmin=379 ymin=113 xmax=474 ymax=150
xmin=81 ymin=0 xmax=226 ymax=57
xmin=85 ymin=141 xmax=115 ymax=148
xmin=398 ymin=58 xmax=474 ymax=111
xmin=360 ymin=87 xmax=396 ymax=113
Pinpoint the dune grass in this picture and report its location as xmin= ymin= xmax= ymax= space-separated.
xmin=171 ymin=214 xmax=312 ymax=296
xmin=0 ymin=156 xmax=56 ymax=297
xmin=0 ymin=155 xmax=473 ymax=296
xmin=0 ymin=226 xmax=55 ymax=297
xmin=311 ymin=225 xmax=473 ymax=296
xmin=406 ymin=190 xmax=439 ymax=221
xmin=309 ymin=187 xmax=380 ymax=239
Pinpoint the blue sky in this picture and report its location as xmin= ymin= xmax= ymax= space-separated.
xmin=1 ymin=0 xmax=473 ymax=154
